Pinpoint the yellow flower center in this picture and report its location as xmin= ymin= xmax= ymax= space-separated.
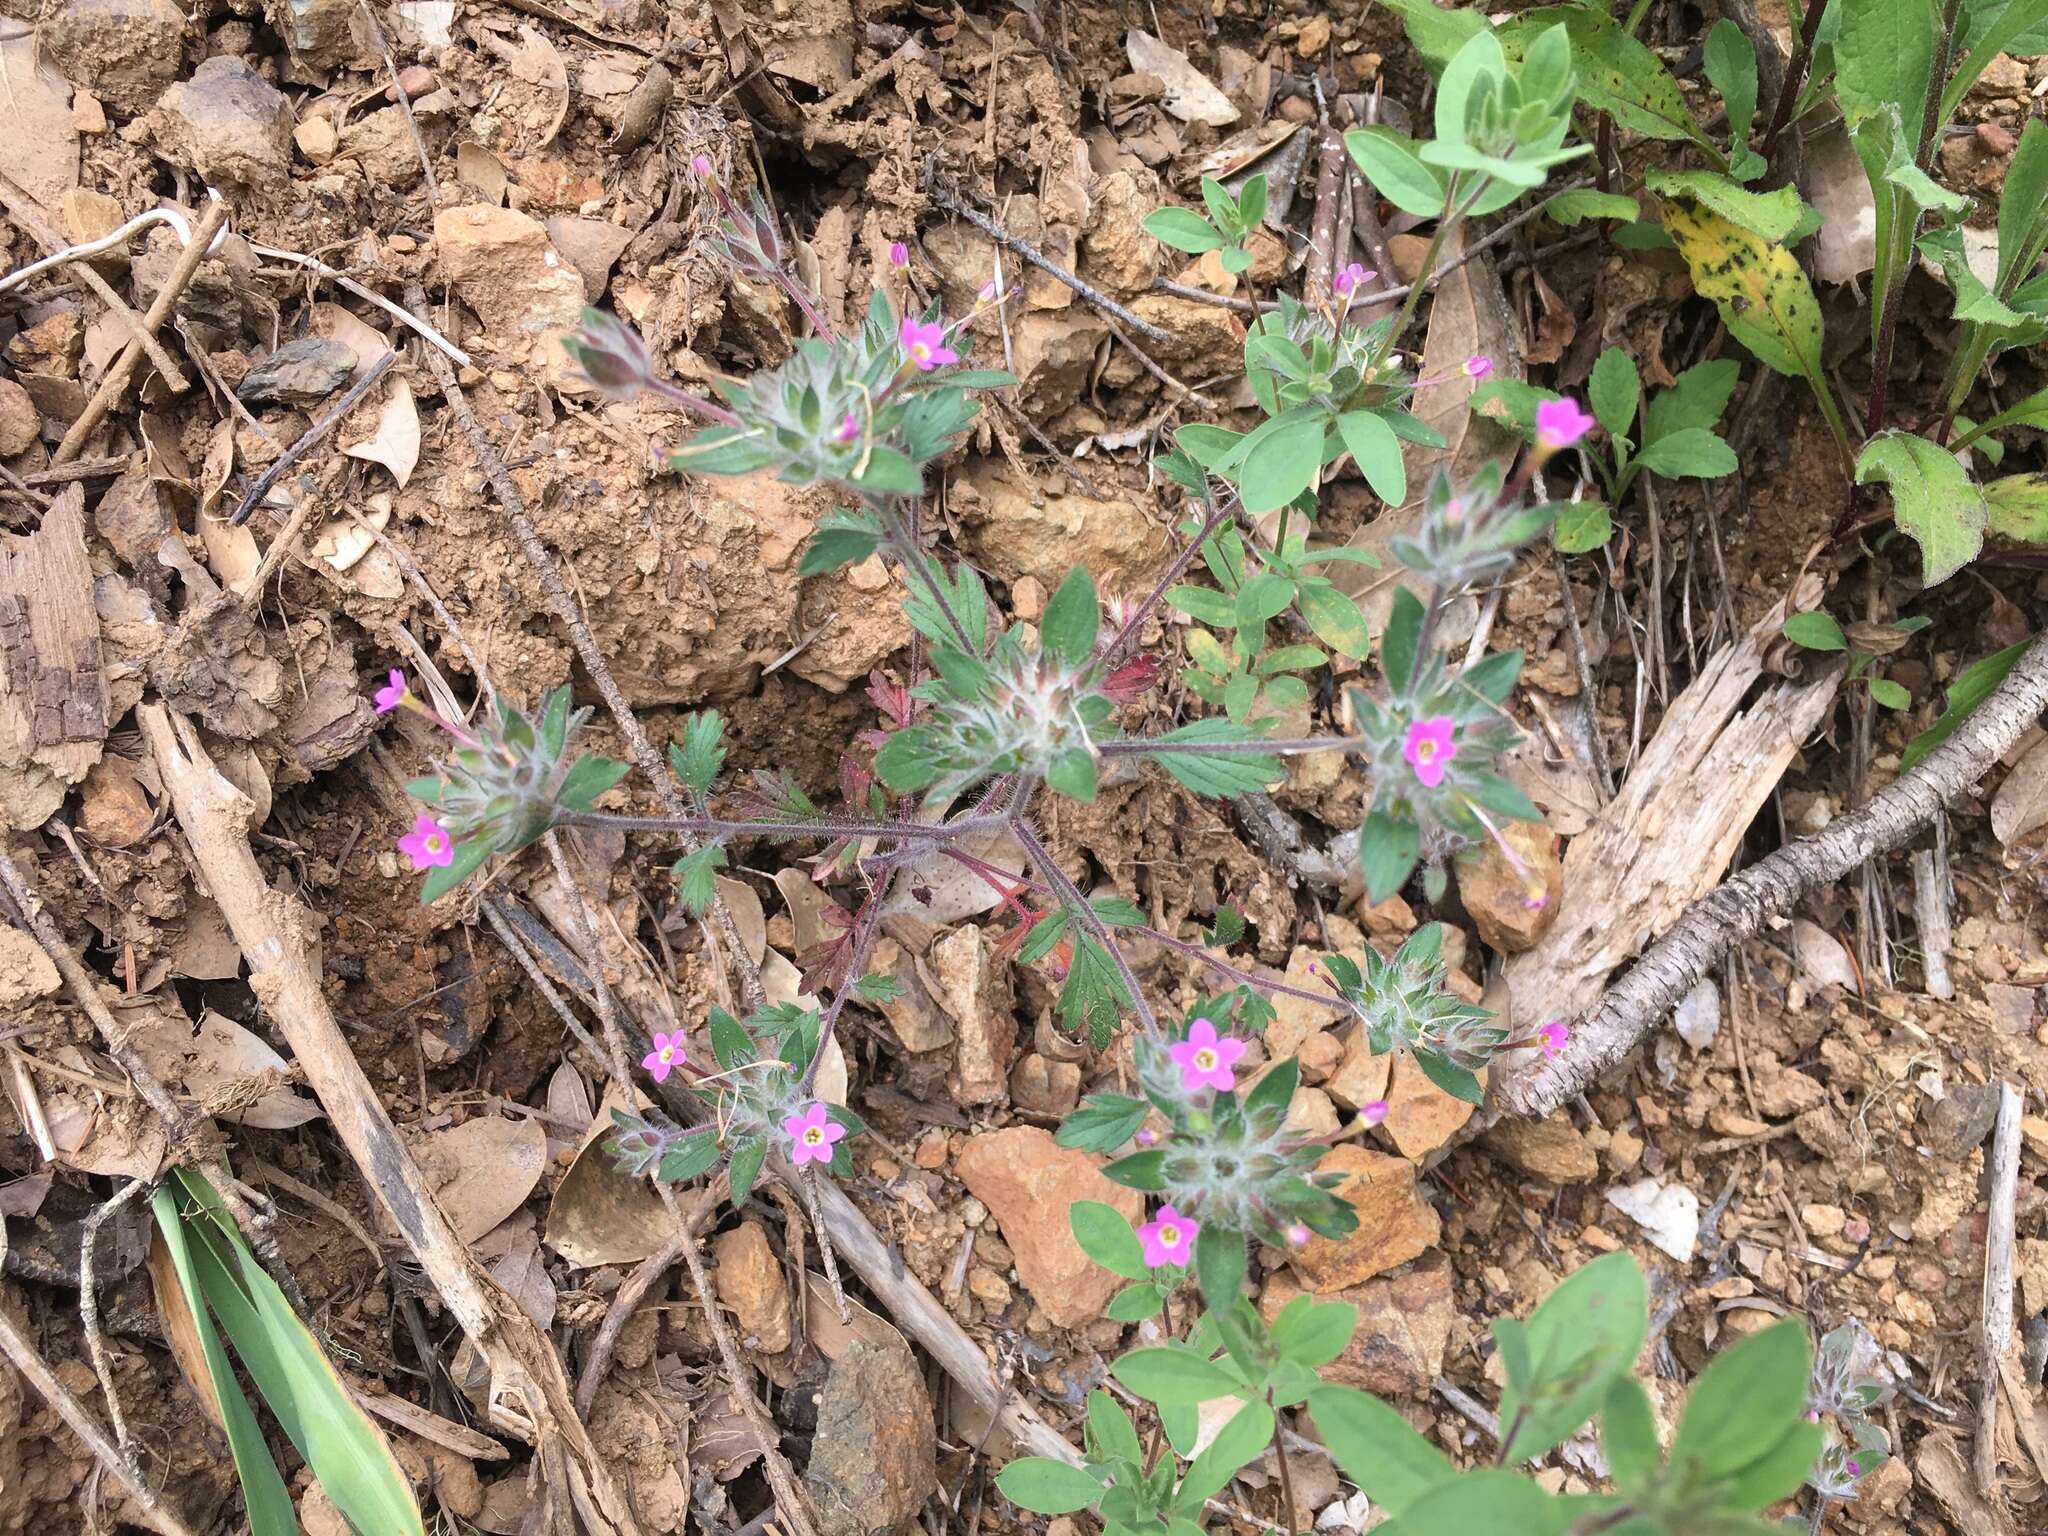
xmin=658 ymin=1045 xmax=675 ymax=1063
xmin=911 ymin=341 xmax=931 ymax=362
xmin=1415 ymin=739 xmax=1438 ymax=761
xmin=804 ymin=1126 xmax=826 ymax=1146
xmin=1159 ymin=1224 xmax=1182 ymax=1249
xmin=1193 ymin=1048 xmax=1217 ymax=1072
xmin=425 ymin=833 xmax=446 ymax=854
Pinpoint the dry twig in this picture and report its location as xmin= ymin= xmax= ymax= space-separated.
xmin=79 ymin=1177 xmax=150 ymax=1453
xmin=1977 ymin=1081 xmax=2023 ymax=1490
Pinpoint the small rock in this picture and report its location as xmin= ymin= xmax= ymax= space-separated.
xmin=713 ymin=1220 xmax=791 ymax=1353
xmin=1295 ymin=1030 xmax=1342 ymax=1084
xmin=1357 ymin=891 xmax=1416 ymax=940
xmin=930 ymin=924 xmax=1014 ymax=1105
xmin=1672 ymin=978 xmax=1721 ymax=1050
xmin=1485 ymin=1113 xmax=1599 ymax=1183
xmin=1261 ymin=1251 xmax=1451 ymax=1398
xmin=1846 ymin=1454 xmax=1912 ymax=1521
xmin=1457 ymin=820 xmax=1563 ymax=953
xmin=71 ymin=90 xmax=107 ymax=134
xmin=1265 ymin=946 xmax=1334 ymax=1058
xmin=0 ymin=379 xmax=38 ymax=457
xmin=955 ymin=1127 xmax=1142 ymax=1326
xmin=340 ymin=106 xmax=425 ymax=190
xmin=1009 ymin=1053 xmax=1081 ymax=1115
xmin=803 ymin=1339 xmax=937 ymax=1536
xmin=60 ymin=188 xmax=126 ymax=248
xmin=1324 ymin=1027 xmax=1391 ymax=1113
xmin=157 ymin=57 xmax=294 ymax=189
xmin=1607 ymin=1127 xmax=1644 ymax=1173
xmin=1286 ymin=1084 xmax=1341 ymax=1138
xmin=77 ymin=757 xmax=152 ymax=846
xmin=1801 ymin=1203 xmax=1846 ymax=1239
xmin=236 ymin=336 xmax=357 ymax=406
xmin=1605 ymin=1177 xmax=1700 ymax=1262
xmin=545 ymin=216 xmax=637 ymax=303
xmin=1009 ymin=575 xmax=1046 ymax=620
xmin=1984 ymin=982 xmax=2039 ymax=1036
xmin=1791 ymin=919 xmax=1859 ymax=994
xmin=7 ymin=311 xmax=83 ymax=373
xmin=958 ymin=461 xmax=1174 ymax=591
xmin=1380 ymin=1051 xmax=1478 ymax=1159
xmin=1925 ymin=1081 xmax=2001 ymax=1159
xmin=0 ymin=925 xmax=62 ymax=1010
xmin=40 ymin=0 xmax=187 ymax=114
xmin=433 ymin=204 xmax=588 ymax=374
xmin=294 ymin=115 xmax=339 ymax=165
xmin=1288 ymin=1146 xmax=1440 ymax=1293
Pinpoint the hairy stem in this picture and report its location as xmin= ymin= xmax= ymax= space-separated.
xmin=880 ymin=501 xmax=980 ymax=653
xmin=1759 ymin=0 xmax=1829 ymax=156
xmin=559 ymin=808 xmax=1005 ymax=842
xmin=1104 ymin=491 xmax=1237 ymax=665
xmin=1013 ymin=820 xmax=1160 ymax=1038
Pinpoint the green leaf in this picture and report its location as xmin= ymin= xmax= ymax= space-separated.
xmin=1645 ymin=359 xmax=1740 ymax=442
xmin=1854 ymin=431 xmax=1989 ymax=586
xmin=1717 ymin=1420 xmax=1826 ymax=1511
xmin=1176 ymin=1398 xmax=1274 ymax=1511
xmin=1674 ymin=1319 xmax=1812 ymax=1478
xmin=1142 ymin=207 xmax=1226 ymax=253
xmin=1380 ymin=587 xmax=1425 ymax=692
xmin=1509 ymin=6 xmax=1698 ymax=141
xmin=708 ymin=1006 xmax=755 ymax=1071
xmin=1996 ymin=119 xmax=2048 ymax=292
xmin=996 ymin=1457 xmax=1105 ymax=1515
xmin=874 ymin=725 xmax=948 ymax=793
xmin=1102 ymin=1149 xmax=1168 ymax=1191
xmin=658 ymin=1133 xmax=723 ymax=1182
xmin=1238 ymin=411 xmax=1329 ymax=515
xmin=669 ymin=710 xmax=727 ymax=794
xmin=1987 ymin=473 xmax=2048 ymax=543
xmin=1072 ymin=1201 xmax=1149 ymax=1282
xmin=1435 ymin=27 xmax=1507 ymax=144
xmin=850 ymin=443 xmax=925 ymax=496
xmin=419 ymin=834 xmax=493 ymax=904
xmin=1380 ymin=0 xmax=1489 ymax=70
xmin=1601 ymin=1377 xmax=1661 ymax=1494
xmin=1836 ymin=0 xmax=1940 ymax=135
xmin=1941 ymin=0 xmax=2048 ymax=121
xmin=1167 ymin=584 xmax=1240 ymax=628
xmin=1307 ymin=1384 xmax=1458 ymax=1517
xmin=1415 ymin=1050 xmax=1486 ymax=1105
xmin=673 ymin=844 xmax=729 ymax=914
xmin=1234 ymin=572 xmax=1296 ymax=629
xmin=1086 ymin=1390 xmax=1144 ymax=1466
xmin=1396 ymin=1470 xmax=1573 ymax=1533
xmin=1544 ymin=188 xmax=1640 ymax=225
xmin=1193 ymin=1223 xmax=1247 ymax=1310
xmin=558 ymin=754 xmax=629 ymax=812
xmin=1060 ymin=933 xmax=1129 ymax=1048
xmin=1107 ymin=1283 xmax=1166 ymax=1320
xmin=1551 ymin=501 xmax=1612 ymax=555
xmin=1704 ymin=18 xmax=1758 ymax=148
xmin=1142 ymin=720 xmax=1285 ymax=797
xmin=1360 ymin=809 xmax=1421 ymax=905
xmin=726 ymin=1134 xmax=767 ymax=1202
xmin=1112 ymin=1346 xmax=1242 ymax=1407
xmin=1296 ymin=578 xmax=1372 ymax=661
xmin=1270 ymin=1296 xmax=1358 ymax=1370
xmin=1496 ymin=1251 xmax=1649 ymax=1465
xmin=1336 ymin=410 xmax=1407 ymax=505
xmin=799 ymin=507 xmax=884 ymax=577
xmin=1645 ymin=170 xmax=1818 ymax=245
xmin=1588 ymin=348 xmax=1640 ymax=446
xmin=1661 ymin=196 xmax=1826 ymax=383
xmin=1042 ymin=566 xmax=1101 ymax=668
xmin=1343 ymin=126 xmax=1447 ymax=219
xmin=1633 ymin=427 xmax=1738 ymax=479
xmin=1048 ymin=745 xmax=1099 ymax=804
xmin=1904 ymin=640 xmax=2030 ymax=769
xmin=1783 ymin=611 xmax=1848 ymax=651
xmin=1055 ymin=1092 xmax=1148 ymax=1152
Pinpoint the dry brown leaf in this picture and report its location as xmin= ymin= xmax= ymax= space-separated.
xmin=478 ymin=1215 xmax=557 ymax=1329
xmin=456 ymin=141 xmax=509 ymax=205
xmin=509 ymin=25 xmax=570 ymax=143
xmin=1991 ymin=734 xmax=2048 ymax=847
xmin=412 ymin=1114 xmax=549 ymax=1243
xmin=145 ymin=1225 xmax=226 ymax=1430
xmin=1126 ymin=30 xmax=1238 ymax=127
xmin=311 ymin=303 xmax=395 ymax=380
xmin=802 ymin=1268 xmax=907 ymax=1359
xmin=542 ymin=1088 xmax=667 ymax=1267
xmin=344 ymin=374 xmax=420 ymax=488
xmin=772 ymin=866 xmax=832 ymax=954
xmin=1799 ymin=123 xmax=1877 ymax=285
xmin=307 ymin=496 xmax=393 ymax=574
xmin=714 ymin=874 xmax=767 ymax=964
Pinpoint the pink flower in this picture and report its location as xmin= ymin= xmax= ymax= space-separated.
xmin=1284 ymin=1223 xmax=1312 ymax=1247
xmin=784 ymin=1101 xmax=847 ymax=1167
xmin=1135 ymin=1127 xmax=1157 ymax=1147
xmin=1137 ymin=1204 xmax=1199 ymax=1268
xmin=641 ymin=1031 xmax=687 ymax=1083
xmin=1334 ymin=262 xmax=1375 ymax=296
xmin=1538 ymin=1020 xmax=1569 ymax=1058
xmin=373 ymin=669 xmax=409 ymax=714
xmin=889 ymin=241 xmax=909 ymax=268
xmin=832 ymin=410 xmax=860 ymax=445
xmin=397 ymin=814 xmax=454 ymax=871
xmin=978 ymin=276 xmax=1000 ymax=302
xmin=1402 ymin=715 xmax=1459 ymax=789
xmin=898 ymin=316 xmax=958 ymax=372
xmin=1465 ymin=354 xmax=1494 ymax=381
xmin=1168 ymin=1017 xmax=1246 ymax=1093
xmin=691 ymin=154 xmax=714 ymax=178
xmin=1359 ymin=1100 xmax=1389 ymax=1127
xmin=1846 ymin=1460 xmax=1861 ymax=1478
xmin=1535 ymin=396 xmax=1595 ymax=451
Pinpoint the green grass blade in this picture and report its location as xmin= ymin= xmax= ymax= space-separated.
xmin=149 ymin=1183 xmax=298 ymax=1536
xmin=169 ymin=1170 xmax=426 ymax=1536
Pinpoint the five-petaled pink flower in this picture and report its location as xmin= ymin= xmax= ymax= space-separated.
xmin=1168 ymin=1017 xmax=1245 ymax=1093
xmin=1284 ymin=1222 xmax=1312 ymax=1247
xmin=1403 ymin=715 xmax=1458 ymax=789
xmin=1137 ymin=1204 xmax=1199 ymax=1268
xmin=397 ymin=814 xmax=454 ymax=871
xmin=641 ymin=1031 xmax=687 ymax=1083
xmin=690 ymin=154 xmax=713 ymax=178
xmin=1360 ymin=1099 xmax=1389 ymax=1127
xmin=1535 ymin=396 xmax=1595 ymax=451
xmin=784 ymin=1101 xmax=847 ymax=1167
xmin=888 ymin=241 xmax=909 ymax=268
xmin=1334 ymin=262 xmax=1376 ymax=296
xmin=1538 ymin=1020 xmax=1570 ymax=1058
xmin=899 ymin=317 xmax=958 ymax=372
xmin=373 ymin=669 xmax=409 ymax=714
xmin=1465 ymin=354 xmax=1495 ymax=381
xmin=832 ymin=410 xmax=860 ymax=445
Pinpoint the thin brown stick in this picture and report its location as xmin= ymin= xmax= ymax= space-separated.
xmin=80 ymin=1177 xmax=150 ymax=1452
xmin=573 ymin=1179 xmax=724 ymax=1417
xmin=228 ymin=350 xmax=397 ymax=526
xmin=55 ymin=197 xmax=231 ymax=464
xmin=0 ymin=1276 xmax=203 ymax=1536
xmin=1502 ymin=631 xmax=2048 ymax=1116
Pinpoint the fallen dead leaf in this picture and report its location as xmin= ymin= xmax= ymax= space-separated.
xmin=1605 ymin=1176 xmax=1700 ymax=1261
xmin=412 ymin=1114 xmax=548 ymax=1243
xmin=456 ymin=141 xmax=509 ymax=205
xmin=311 ymin=303 xmax=396 ymax=379
xmin=1991 ymin=734 xmax=2048 ymax=847
xmin=543 ymin=1088 xmax=667 ymax=1267
xmin=1798 ymin=123 xmax=1876 ymax=284
xmin=1126 ymin=30 xmax=1239 ymax=128
xmin=344 ymin=374 xmax=420 ymax=488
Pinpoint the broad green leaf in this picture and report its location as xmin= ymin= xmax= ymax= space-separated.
xmin=1435 ymin=27 xmax=1508 ymax=145
xmin=1496 ymin=1251 xmax=1648 ymax=1465
xmin=1552 ymin=501 xmax=1612 ymax=554
xmin=1143 ymin=207 xmax=1226 ymax=253
xmin=1588 ymin=348 xmax=1640 ymax=445
xmin=709 ymin=1007 xmax=755 ymax=1070
xmin=1041 ymin=566 xmax=1100 ymax=668
xmin=1193 ymin=1222 xmax=1247 ymax=1310
xmin=1704 ymin=19 xmax=1758 ymax=147
xmin=1508 ymin=7 xmax=1698 ymax=141
xmin=1176 ymin=1397 xmax=1274 ymax=1510
xmin=1869 ymin=677 xmax=1912 ymax=709
xmin=1112 ymin=1346 xmax=1242 ymax=1407
xmin=1633 ymin=427 xmax=1738 ymax=479
xmin=1269 ymin=1296 xmax=1358 ymax=1369
xmin=874 ymin=724 xmax=948 ymax=792
xmin=1142 ymin=720 xmax=1285 ymax=797
xmin=1854 ymin=431 xmax=1988 ymax=586
xmin=1645 ymin=359 xmax=1740 ymax=442
xmin=1672 ymin=1319 xmax=1811 ymax=1480
xmin=658 ymin=1133 xmax=722 ymax=1182
xmin=799 ymin=507 xmax=884 ymax=577
xmin=1238 ymin=411 xmax=1329 ymax=515
xmin=1234 ymin=572 xmax=1296 ymax=629
xmin=1343 ymin=127 xmax=1447 ymax=218
xmin=1071 ymin=1201 xmax=1149 ymax=1282
xmin=1360 ymin=807 xmax=1421 ymax=905
xmin=727 ymin=1134 xmax=767 ymax=1201
xmin=1903 ymin=640 xmax=2030 ymax=768
xmin=1997 ymin=120 xmax=2048 ymax=291
xmin=1783 ymin=611 xmax=1848 ymax=651
xmin=1296 ymin=578 xmax=1372 ymax=660
xmin=1987 ymin=473 xmax=2048 ymax=543
xmin=1660 ymin=196 xmax=1826 ymax=382
xmin=1380 ymin=587 xmax=1425 ymax=692
xmin=1544 ymin=188 xmax=1640 ymax=225
xmin=1644 ymin=169 xmax=1818 ymax=245
xmin=1395 ymin=1470 xmax=1573 ymax=1534
xmin=1307 ymin=1385 xmax=1458 ymax=1517
xmin=1086 ymin=1390 xmax=1144 ymax=1466
xmin=1047 ymin=746 xmax=1098 ymax=803
xmin=419 ymin=833 xmax=493 ymax=903
xmin=557 ymin=754 xmax=628 ymax=812
xmin=996 ymin=1457 xmax=1104 ymax=1514
xmin=1836 ymin=0 xmax=1940 ymax=134
xmin=1168 ymin=586 xmax=1240 ymax=630
xmin=1336 ymin=410 xmax=1407 ymax=505
xmin=1107 ymin=1283 xmax=1166 ymax=1320
xmin=1380 ymin=0 xmax=1489 ymax=69
xmin=1717 ymin=1420 xmax=1826 ymax=1510
xmin=1601 ymin=1377 xmax=1662 ymax=1494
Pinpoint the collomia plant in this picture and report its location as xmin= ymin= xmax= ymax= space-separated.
xmin=381 ymin=29 xmax=1588 ymax=1283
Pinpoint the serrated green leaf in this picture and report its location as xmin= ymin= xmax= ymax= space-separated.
xmin=1855 ymin=431 xmax=1988 ymax=586
xmin=672 ymin=844 xmax=729 ymax=914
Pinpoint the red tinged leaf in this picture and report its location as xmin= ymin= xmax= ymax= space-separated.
xmin=1101 ymin=654 xmax=1162 ymax=703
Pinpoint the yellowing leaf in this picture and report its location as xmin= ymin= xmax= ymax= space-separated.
xmin=1660 ymin=196 xmax=1826 ymax=383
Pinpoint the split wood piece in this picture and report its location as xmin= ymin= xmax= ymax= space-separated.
xmin=135 ymin=703 xmax=645 ymax=1536
xmin=1503 ymin=625 xmax=2048 ymax=1117
xmin=1911 ymin=828 xmax=1955 ymax=1000
xmin=1977 ymin=1081 xmax=2022 ymax=1492
xmin=0 ymin=485 xmax=108 ymax=828
xmin=0 ymin=1275 xmax=203 ymax=1536
xmin=518 ymin=879 xmax=1081 ymax=1466
xmin=1494 ymin=575 xmax=1840 ymax=1114
xmin=55 ymin=198 xmax=231 ymax=465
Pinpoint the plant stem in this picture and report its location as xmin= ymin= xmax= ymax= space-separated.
xmin=881 ymin=501 xmax=980 ymax=653
xmin=1013 ymin=820 xmax=1160 ymax=1038
xmin=558 ymin=809 xmax=1005 ymax=842
xmin=1268 ymin=1397 xmax=1298 ymax=1531
xmin=1760 ymin=0 xmax=1829 ymax=157
xmin=797 ymin=889 xmax=890 ymax=1096
xmin=1097 ymin=735 xmax=1360 ymax=758
xmin=1105 ymin=491 xmax=1238 ymax=665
